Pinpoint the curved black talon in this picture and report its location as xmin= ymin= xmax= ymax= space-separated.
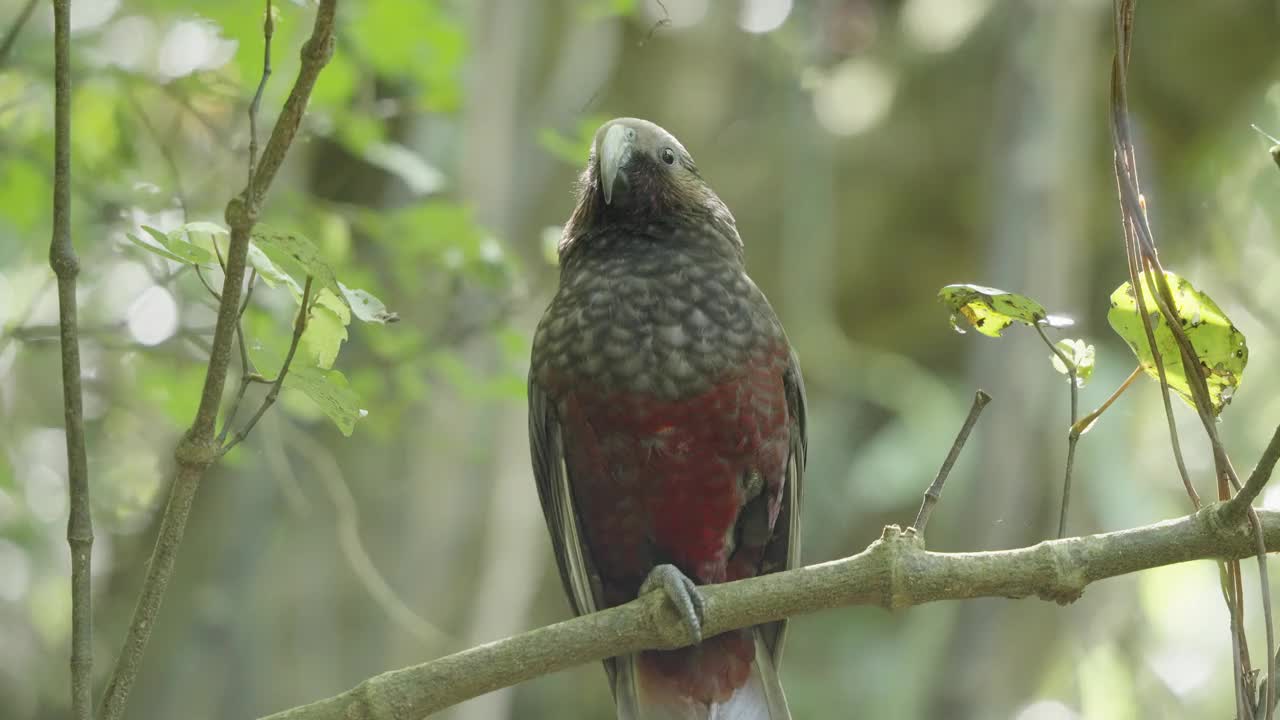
xmin=640 ymin=564 xmax=706 ymax=644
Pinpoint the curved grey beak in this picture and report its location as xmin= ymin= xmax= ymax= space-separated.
xmin=598 ymin=124 xmax=634 ymax=205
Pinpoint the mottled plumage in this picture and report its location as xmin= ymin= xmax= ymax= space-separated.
xmin=529 ymin=118 xmax=806 ymax=720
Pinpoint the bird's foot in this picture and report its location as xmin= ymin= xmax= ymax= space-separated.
xmin=640 ymin=564 xmax=706 ymax=645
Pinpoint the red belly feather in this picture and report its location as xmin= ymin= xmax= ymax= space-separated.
xmin=557 ymin=349 xmax=791 ymax=606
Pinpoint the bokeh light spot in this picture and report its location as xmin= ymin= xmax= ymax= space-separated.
xmin=813 ymin=59 xmax=896 ymax=137
xmin=127 ymin=286 xmax=179 ymax=347
xmin=739 ymin=0 xmax=792 ymax=34
xmin=902 ymin=0 xmax=993 ymax=54
xmin=157 ymin=20 xmax=237 ymax=79
xmin=0 ymin=539 xmax=31 ymax=603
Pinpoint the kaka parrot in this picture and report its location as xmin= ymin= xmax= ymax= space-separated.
xmin=528 ymin=117 xmax=806 ymax=720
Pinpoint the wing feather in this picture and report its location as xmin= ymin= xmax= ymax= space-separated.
xmin=757 ymin=352 xmax=807 ymax=665
xmin=528 ymin=379 xmax=617 ymax=686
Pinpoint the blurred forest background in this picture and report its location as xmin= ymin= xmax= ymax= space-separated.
xmin=3 ymin=0 xmax=1280 ymax=718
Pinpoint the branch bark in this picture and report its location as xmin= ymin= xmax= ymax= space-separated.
xmin=259 ymin=505 xmax=1280 ymax=720
xmin=49 ymin=1 xmax=93 ymax=717
xmin=95 ymin=4 xmax=339 ymax=719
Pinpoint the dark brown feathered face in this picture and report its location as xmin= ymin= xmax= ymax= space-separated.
xmin=564 ymin=118 xmax=729 ymax=237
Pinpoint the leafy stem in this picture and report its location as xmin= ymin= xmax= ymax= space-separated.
xmin=220 ymin=275 xmax=315 ymax=457
xmin=96 ymin=4 xmax=339 ymax=719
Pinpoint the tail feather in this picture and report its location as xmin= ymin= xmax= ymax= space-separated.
xmin=615 ymin=629 xmax=790 ymax=720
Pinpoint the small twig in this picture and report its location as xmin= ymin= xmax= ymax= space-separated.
xmin=911 ymin=390 xmax=991 ymax=534
xmin=219 ymin=276 xmax=313 ymax=456
xmin=248 ymin=0 xmax=275 ymax=182
xmin=0 ymin=0 xmax=39 ymax=69
xmin=1250 ymin=125 xmax=1280 ymax=170
xmin=124 ymin=88 xmax=189 ymax=222
xmin=216 ymin=270 xmax=260 ymax=445
xmin=238 ymin=269 xmax=259 ymax=321
xmin=1032 ymin=323 xmax=1081 ymax=538
xmin=193 ymin=264 xmax=221 ymax=300
xmin=1071 ymin=364 xmax=1141 ymax=436
xmin=639 ymin=0 xmax=672 ymax=47
xmin=1249 ymin=505 xmax=1277 ymax=718
xmin=1221 ymin=424 xmax=1280 ymax=523
xmin=49 ymin=2 xmax=93 ymax=717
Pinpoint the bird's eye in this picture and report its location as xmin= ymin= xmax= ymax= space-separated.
xmin=661 ymin=148 xmax=676 ymax=165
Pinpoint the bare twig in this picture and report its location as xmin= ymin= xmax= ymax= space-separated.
xmin=256 ymin=508 xmax=1280 ymax=720
xmin=912 ymin=390 xmax=991 ymax=534
xmin=219 ymin=276 xmax=313 ymax=456
xmin=639 ymin=0 xmax=671 ymax=47
xmin=124 ymin=88 xmax=190 ymax=222
xmin=194 ymin=264 xmax=222 ymax=300
xmin=0 ymin=0 xmax=39 ymax=69
xmin=1251 ymin=506 xmax=1277 ymax=717
xmin=248 ymin=0 xmax=275 ymax=181
xmin=49 ymin=2 xmax=93 ymax=717
xmin=96 ymin=5 xmax=339 ymax=719
xmin=1033 ymin=323 xmax=1080 ymax=538
xmin=1070 ymin=364 xmax=1141 ymax=436
xmin=1221 ymin=424 xmax=1280 ymax=523
xmin=216 ymin=269 xmax=260 ymax=445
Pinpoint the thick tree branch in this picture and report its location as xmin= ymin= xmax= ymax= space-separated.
xmin=259 ymin=506 xmax=1280 ymax=720
xmin=49 ymin=1 xmax=93 ymax=717
xmin=96 ymin=4 xmax=338 ymax=719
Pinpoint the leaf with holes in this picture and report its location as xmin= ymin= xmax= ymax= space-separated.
xmin=1107 ymin=271 xmax=1248 ymax=414
xmin=283 ymin=366 xmax=365 ymax=436
xmin=340 ymin=283 xmax=399 ymax=324
xmin=1050 ymin=338 xmax=1096 ymax=388
xmin=251 ymin=228 xmax=344 ymax=302
xmin=938 ymin=284 xmax=1072 ymax=338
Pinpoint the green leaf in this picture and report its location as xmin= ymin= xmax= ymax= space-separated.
xmin=127 ymin=225 xmax=216 ymax=265
xmin=1050 ymin=338 xmax=1096 ymax=387
xmin=938 ymin=284 xmax=1071 ymax=338
xmin=283 ymin=366 xmax=365 ymax=436
xmin=178 ymin=221 xmax=228 ymax=238
xmin=1106 ymin=271 xmax=1248 ymax=414
xmin=339 ymin=283 xmax=399 ymax=324
xmin=126 ymin=232 xmax=192 ymax=265
xmin=251 ymin=228 xmax=344 ymax=301
xmin=247 ymin=241 xmax=303 ymax=293
xmin=301 ymin=295 xmax=349 ymax=370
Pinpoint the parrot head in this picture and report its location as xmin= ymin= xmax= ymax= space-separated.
xmin=562 ymin=118 xmax=738 ymax=255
